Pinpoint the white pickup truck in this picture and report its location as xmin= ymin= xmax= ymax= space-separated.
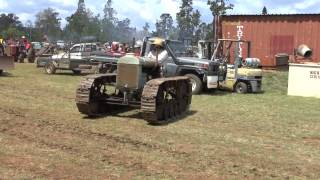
xmin=38 ymin=43 xmax=99 ymax=74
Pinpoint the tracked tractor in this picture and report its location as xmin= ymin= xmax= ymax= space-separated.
xmin=75 ymin=38 xmax=193 ymax=125
xmin=0 ymin=42 xmax=15 ymax=75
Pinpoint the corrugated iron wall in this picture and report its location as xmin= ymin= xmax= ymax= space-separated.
xmin=221 ymin=15 xmax=320 ymax=67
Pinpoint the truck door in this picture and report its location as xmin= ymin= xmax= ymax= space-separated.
xmin=58 ymin=51 xmax=71 ymax=69
xmin=163 ymin=57 xmax=178 ymax=77
xmin=68 ymin=45 xmax=82 ymax=69
xmin=70 ymin=45 xmax=82 ymax=60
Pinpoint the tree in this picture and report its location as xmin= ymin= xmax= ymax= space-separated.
xmin=65 ymin=0 xmax=97 ymax=41
xmin=103 ymin=0 xmax=117 ymax=23
xmin=262 ymin=6 xmax=268 ymax=15
xmin=176 ymin=0 xmax=201 ymax=42
xmin=195 ymin=22 xmax=208 ymax=41
xmin=207 ymin=0 xmax=234 ymax=16
xmin=0 ymin=13 xmax=25 ymax=39
xmin=101 ymin=0 xmax=117 ymax=41
xmin=207 ymin=0 xmax=234 ymax=42
xmin=155 ymin=13 xmax=173 ymax=38
xmin=35 ymin=8 xmax=62 ymax=40
xmin=1 ymin=27 xmax=24 ymax=39
xmin=0 ymin=13 xmax=23 ymax=34
xmin=115 ymin=18 xmax=134 ymax=42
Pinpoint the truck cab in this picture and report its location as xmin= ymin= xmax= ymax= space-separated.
xmin=140 ymin=37 xmax=219 ymax=94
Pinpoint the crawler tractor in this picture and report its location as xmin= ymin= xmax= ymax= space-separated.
xmin=0 ymin=43 xmax=15 ymax=75
xmin=76 ymin=40 xmax=193 ymax=124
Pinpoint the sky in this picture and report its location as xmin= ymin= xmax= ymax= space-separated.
xmin=0 ymin=0 xmax=320 ymax=30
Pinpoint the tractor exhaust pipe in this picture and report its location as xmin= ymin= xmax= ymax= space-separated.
xmin=297 ymin=44 xmax=312 ymax=58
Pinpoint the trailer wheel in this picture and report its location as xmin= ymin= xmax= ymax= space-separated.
xmin=235 ymin=82 xmax=248 ymax=94
xmin=45 ymin=62 xmax=56 ymax=74
xmin=185 ymin=74 xmax=202 ymax=94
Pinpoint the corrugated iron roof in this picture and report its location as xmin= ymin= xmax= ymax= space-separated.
xmin=223 ymin=13 xmax=320 ymax=17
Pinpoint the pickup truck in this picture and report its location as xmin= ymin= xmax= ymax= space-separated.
xmin=42 ymin=43 xmax=99 ymax=74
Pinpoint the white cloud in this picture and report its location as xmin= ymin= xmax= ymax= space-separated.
xmin=49 ymin=0 xmax=77 ymax=7
xmin=231 ymin=0 xmax=264 ymax=14
xmin=294 ymin=0 xmax=318 ymax=10
xmin=16 ymin=13 xmax=33 ymax=23
xmin=113 ymin=0 xmax=180 ymax=24
xmin=0 ymin=0 xmax=9 ymax=9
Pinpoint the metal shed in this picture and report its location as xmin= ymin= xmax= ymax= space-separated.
xmin=220 ymin=14 xmax=320 ymax=68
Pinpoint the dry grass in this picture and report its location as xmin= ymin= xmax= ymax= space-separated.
xmin=0 ymin=64 xmax=320 ymax=179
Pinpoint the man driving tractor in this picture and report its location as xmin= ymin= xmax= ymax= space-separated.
xmin=147 ymin=38 xmax=168 ymax=64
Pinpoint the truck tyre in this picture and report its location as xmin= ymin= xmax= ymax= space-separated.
xmin=0 ymin=70 xmax=3 ymax=75
xmin=72 ymin=70 xmax=81 ymax=75
xmin=185 ymin=74 xmax=202 ymax=94
xmin=235 ymin=82 xmax=248 ymax=94
xmin=45 ymin=62 xmax=56 ymax=74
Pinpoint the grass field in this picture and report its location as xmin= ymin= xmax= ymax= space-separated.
xmin=0 ymin=64 xmax=320 ymax=179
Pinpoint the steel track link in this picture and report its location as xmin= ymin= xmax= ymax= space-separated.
xmin=75 ymin=73 xmax=116 ymax=116
xmin=141 ymin=76 xmax=192 ymax=125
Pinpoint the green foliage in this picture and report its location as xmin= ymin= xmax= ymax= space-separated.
xmin=35 ymin=8 xmax=62 ymax=40
xmin=0 ymin=13 xmax=23 ymax=31
xmin=1 ymin=27 xmax=24 ymax=39
xmin=262 ymin=6 xmax=268 ymax=15
xmin=155 ymin=13 xmax=174 ymax=38
xmin=0 ymin=13 xmax=24 ymax=39
xmin=207 ymin=0 xmax=234 ymax=16
xmin=142 ymin=23 xmax=150 ymax=37
xmin=176 ymin=0 xmax=201 ymax=42
xmin=1 ymin=0 xmax=222 ymax=43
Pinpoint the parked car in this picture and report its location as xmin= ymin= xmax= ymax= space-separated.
xmin=56 ymin=40 xmax=65 ymax=49
xmin=31 ymin=42 xmax=42 ymax=51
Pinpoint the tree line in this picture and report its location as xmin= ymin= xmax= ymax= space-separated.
xmin=0 ymin=0 xmax=234 ymax=44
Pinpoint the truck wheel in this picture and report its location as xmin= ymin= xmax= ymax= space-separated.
xmin=72 ymin=70 xmax=81 ymax=75
xmin=235 ymin=82 xmax=248 ymax=94
xmin=0 ymin=70 xmax=3 ymax=75
xmin=185 ymin=74 xmax=202 ymax=94
xmin=45 ymin=62 xmax=56 ymax=74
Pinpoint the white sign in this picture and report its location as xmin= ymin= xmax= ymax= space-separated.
xmin=236 ymin=25 xmax=244 ymax=57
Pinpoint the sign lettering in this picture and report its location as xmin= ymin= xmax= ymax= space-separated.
xmin=310 ymin=71 xmax=320 ymax=79
xmin=236 ymin=25 xmax=244 ymax=57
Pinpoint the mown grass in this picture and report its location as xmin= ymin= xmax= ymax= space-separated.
xmin=0 ymin=64 xmax=320 ymax=179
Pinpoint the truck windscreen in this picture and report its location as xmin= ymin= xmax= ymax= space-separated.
xmin=166 ymin=41 xmax=195 ymax=58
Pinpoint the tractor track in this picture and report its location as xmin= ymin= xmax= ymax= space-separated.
xmin=76 ymin=74 xmax=192 ymax=125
